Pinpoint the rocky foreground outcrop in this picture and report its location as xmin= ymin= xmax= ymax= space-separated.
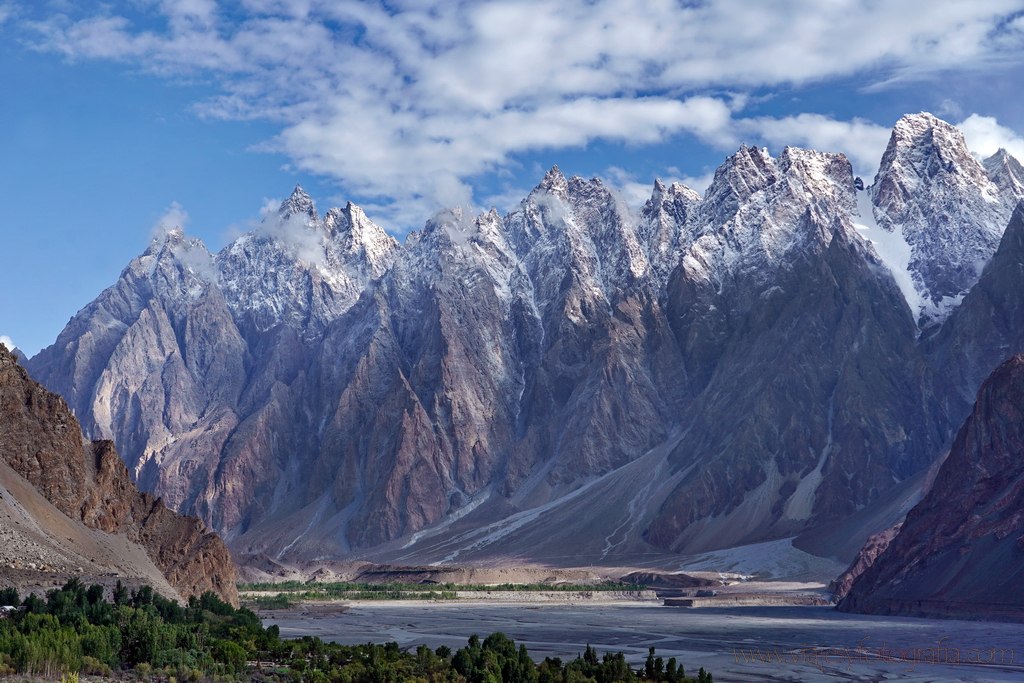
xmin=0 ymin=346 xmax=238 ymax=605
xmin=838 ymin=355 xmax=1024 ymax=621
xmin=829 ymin=523 xmax=901 ymax=601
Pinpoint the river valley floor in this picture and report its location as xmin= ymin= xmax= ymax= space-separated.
xmin=264 ymin=601 xmax=1024 ymax=682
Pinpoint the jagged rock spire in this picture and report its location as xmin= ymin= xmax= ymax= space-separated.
xmin=279 ymin=184 xmax=318 ymax=223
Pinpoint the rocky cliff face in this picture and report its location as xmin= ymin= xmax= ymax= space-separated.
xmin=0 ymin=346 xmax=238 ymax=605
xmin=829 ymin=523 xmax=901 ymax=601
xmin=230 ymin=174 xmax=685 ymax=557
xmin=924 ymin=203 xmax=1024 ymax=420
xmin=838 ymin=355 xmax=1024 ymax=621
xmin=26 ymin=114 xmax=1024 ymax=565
xmin=647 ymin=146 xmax=944 ymax=551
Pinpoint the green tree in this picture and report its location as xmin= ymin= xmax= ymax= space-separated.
xmin=211 ymin=638 xmax=248 ymax=674
xmin=22 ymin=593 xmax=46 ymax=614
xmin=112 ymin=581 xmax=128 ymax=606
xmin=131 ymin=585 xmax=154 ymax=608
xmin=665 ymin=657 xmax=679 ymax=683
xmin=0 ymin=587 xmax=18 ymax=607
xmin=86 ymin=584 xmax=105 ymax=606
xmin=118 ymin=605 xmax=161 ymax=664
xmin=538 ymin=657 xmax=563 ymax=683
xmin=80 ymin=623 xmax=121 ymax=667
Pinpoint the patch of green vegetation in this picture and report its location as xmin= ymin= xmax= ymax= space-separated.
xmin=252 ymin=593 xmax=299 ymax=609
xmin=445 ymin=581 xmax=647 ymax=592
xmin=239 ymin=580 xmax=646 ymax=602
xmin=0 ymin=579 xmax=711 ymax=682
xmin=0 ymin=578 xmax=265 ymax=678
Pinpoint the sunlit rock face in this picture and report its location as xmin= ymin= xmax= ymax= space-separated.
xmin=0 ymin=346 xmax=238 ymax=605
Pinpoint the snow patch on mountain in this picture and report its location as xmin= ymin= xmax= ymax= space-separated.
xmin=853 ymin=189 xmax=921 ymax=319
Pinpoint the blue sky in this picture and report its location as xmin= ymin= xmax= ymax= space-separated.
xmin=2 ymin=0 xmax=1024 ymax=356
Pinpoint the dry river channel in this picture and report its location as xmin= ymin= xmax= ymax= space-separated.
xmin=263 ymin=600 xmax=1024 ymax=682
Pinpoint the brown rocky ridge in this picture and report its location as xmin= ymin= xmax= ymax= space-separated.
xmin=837 ymin=354 xmax=1024 ymax=621
xmin=0 ymin=345 xmax=238 ymax=605
xmin=828 ymin=523 xmax=901 ymax=601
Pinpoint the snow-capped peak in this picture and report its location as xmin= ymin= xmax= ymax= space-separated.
xmin=163 ymin=225 xmax=186 ymax=241
xmin=651 ymin=177 xmax=668 ymax=198
xmin=870 ymin=112 xmax=1015 ymax=326
xmin=145 ymin=225 xmax=187 ymax=254
xmin=875 ymin=113 xmax=988 ymax=192
xmin=215 ymin=188 xmax=404 ymax=336
xmin=681 ymin=145 xmax=855 ymax=287
xmin=280 ymin=184 xmax=318 ymax=224
xmin=776 ymin=146 xmax=857 ymax=221
xmin=650 ymin=178 xmax=701 ymax=206
xmin=110 ymin=113 xmax=1024 ymax=346
xmin=144 ymin=225 xmax=210 ymax=265
xmin=323 ymin=202 xmax=399 ymax=278
xmin=696 ymin=144 xmax=853 ymax=235
xmin=984 ymin=148 xmax=1024 ymax=201
xmin=324 ymin=201 xmax=379 ymax=241
xmin=643 ymin=179 xmax=701 ymax=224
xmin=699 ymin=145 xmax=779 ymax=227
xmin=131 ymin=226 xmax=218 ymax=304
xmin=420 ymin=206 xmax=509 ymax=254
xmin=639 ymin=179 xmax=701 ymax=285
xmin=533 ymin=165 xmax=569 ymax=197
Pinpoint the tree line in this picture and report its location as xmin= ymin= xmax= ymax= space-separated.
xmin=0 ymin=580 xmax=711 ymax=682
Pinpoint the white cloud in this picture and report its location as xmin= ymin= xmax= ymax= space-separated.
xmin=603 ymin=167 xmax=660 ymax=210
xmin=161 ymin=0 xmax=218 ymax=28
xmin=937 ymin=99 xmax=964 ymax=119
xmin=602 ymin=166 xmax=717 ymax=209
xmin=958 ymin=114 xmax=1024 ymax=164
xmin=151 ymin=201 xmax=189 ymax=239
xmin=271 ymin=93 xmax=735 ymax=224
xmin=677 ymin=172 xmax=717 ymax=196
xmin=742 ymin=114 xmax=893 ymax=178
xmin=0 ymin=335 xmax=16 ymax=351
xmin=479 ymin=185 xmax=532 ymax=215
xmin=257 ymin=213 xmax=328 ymax=267
xmin=224 ymin=196 xmax=330 ymax=266
xmin=22 ymin=1 xmax=1024 ymax=228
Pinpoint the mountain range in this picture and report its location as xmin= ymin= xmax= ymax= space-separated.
xmin=25 ymin=112 xmax=1024 ymax=571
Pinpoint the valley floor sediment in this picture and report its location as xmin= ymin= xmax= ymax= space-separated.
xmin=263 ymin=602 xmax=1024 ymax=682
